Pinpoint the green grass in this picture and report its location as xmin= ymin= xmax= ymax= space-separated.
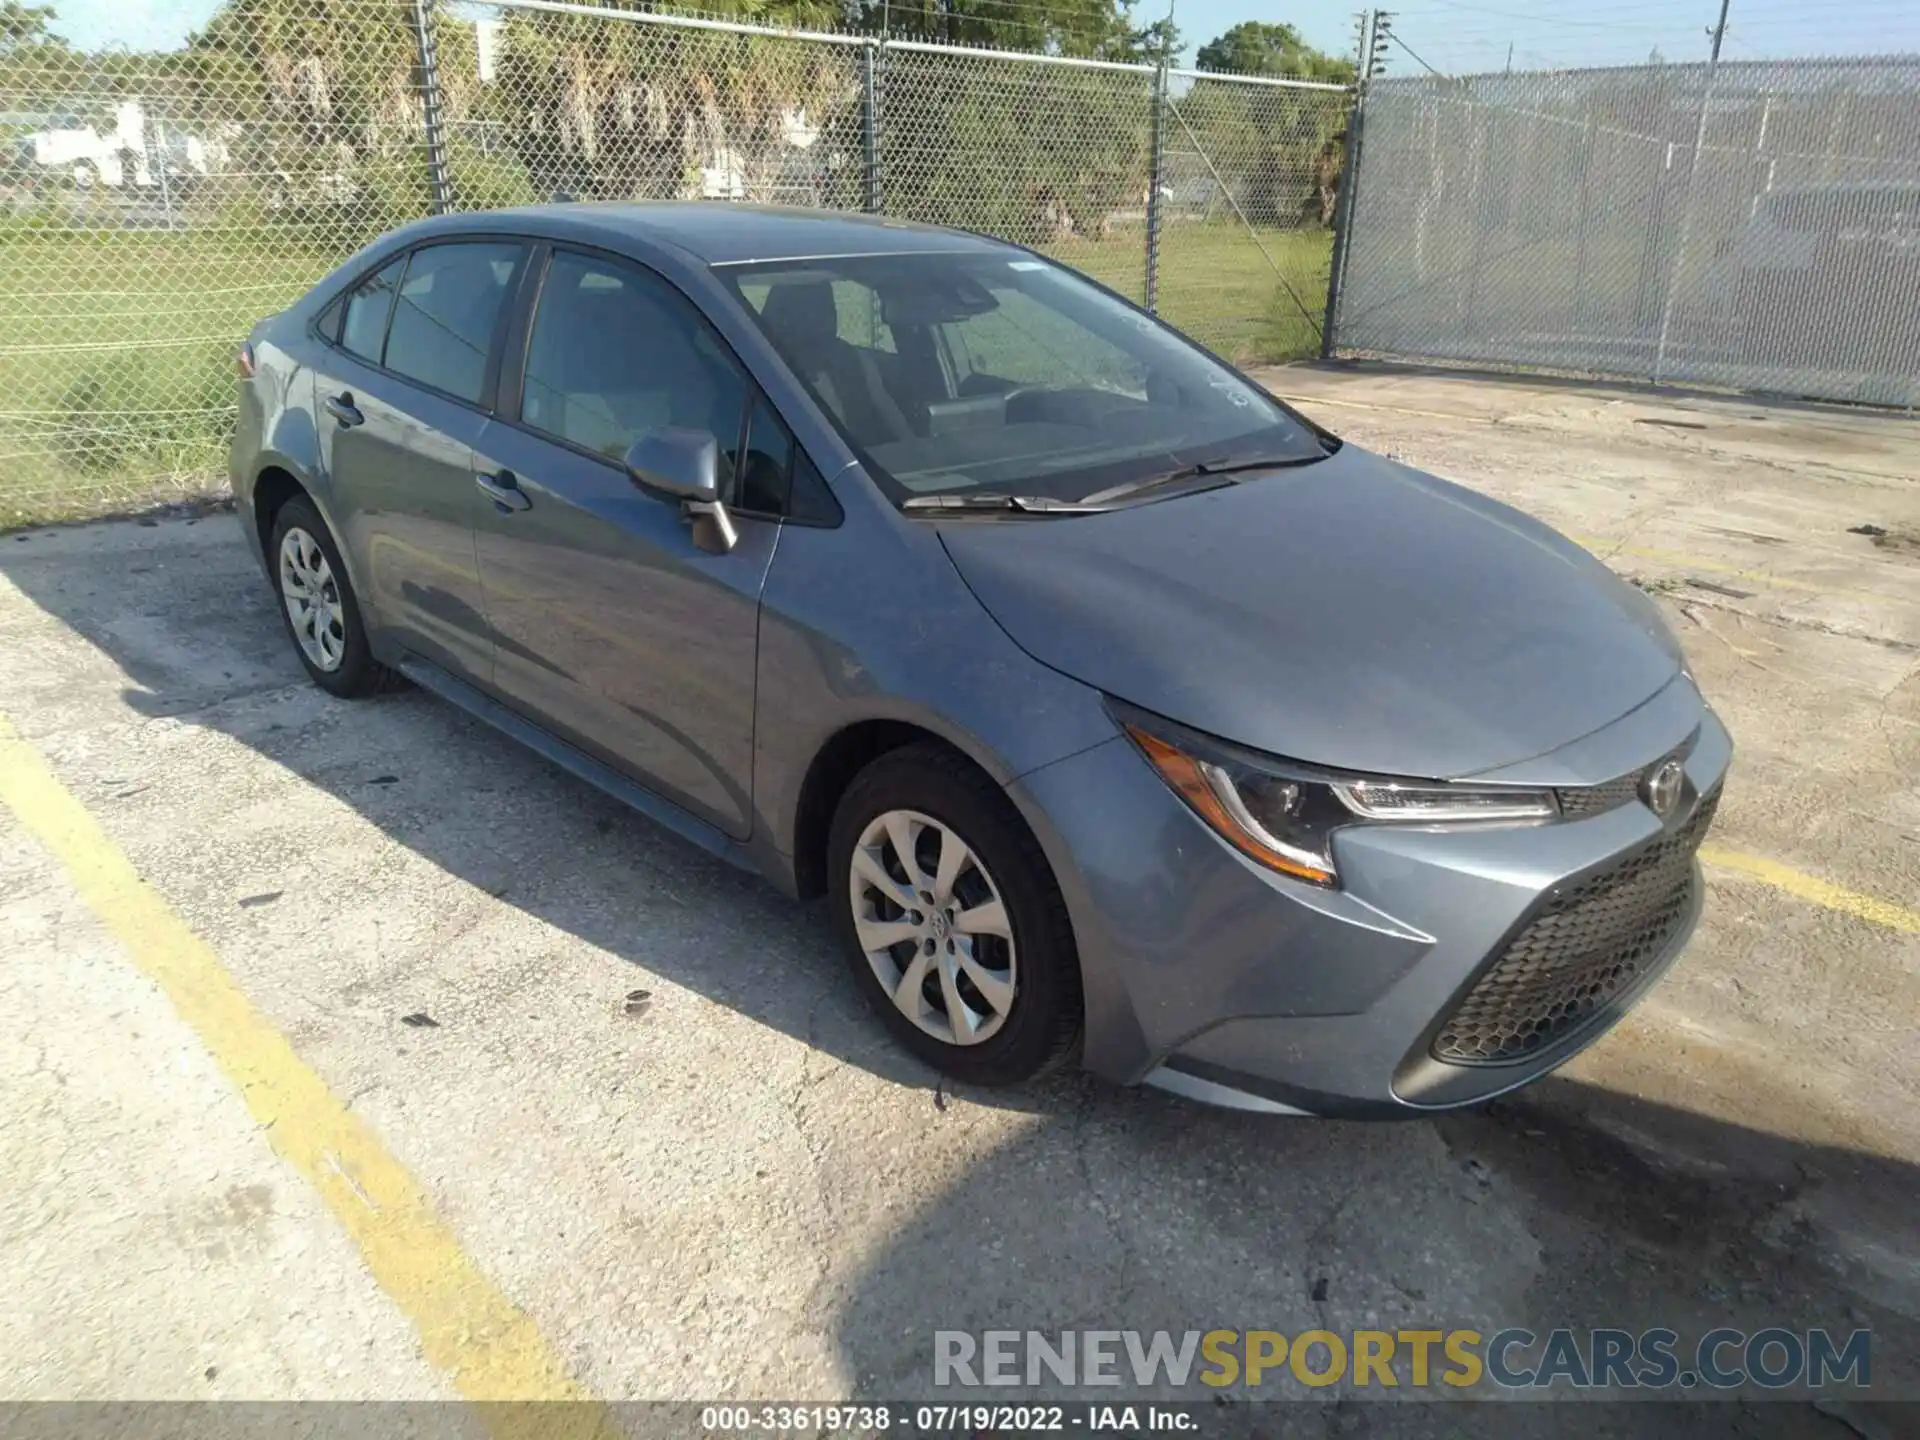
xmin=0 ymin=226 xmax=346 ymax=528
xmin=0 ymin=218 xmax=1333 ymax=528
xmin=1046 ymin=222 xmax=1334 ymax=366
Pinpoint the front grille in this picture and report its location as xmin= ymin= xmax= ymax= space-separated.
xmin=1555 ymin=738 xmax=1694 ymax=820
xmin=1555 ymin=774 xmax=1642 ymax=818
xmin=1433 ymin=789 xmax=1720 ymax=1066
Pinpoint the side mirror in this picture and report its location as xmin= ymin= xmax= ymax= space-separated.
xmin=624 ymin=427 xmax=719 ymax=504
xmin=623 ymin=427 xmax=737 ymax=554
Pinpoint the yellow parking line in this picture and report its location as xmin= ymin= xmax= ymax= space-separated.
xmin=0 ymin=715 xmax=606 ymax=1429
xmin=1572 ymin=537 xmax=1902 ymax=608
xmin=1700 ymin=843 xmax=1920 ymax=935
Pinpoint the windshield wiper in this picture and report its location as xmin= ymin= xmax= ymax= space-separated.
xmin=900 ymin=493 xmax=1105 ymax=513
xmin=1079 ymin=451 xmax=1326 ymax=508
xmin=901 ymin=447 xmax=1329 ymax=515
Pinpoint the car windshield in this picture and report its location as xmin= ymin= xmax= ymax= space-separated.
xmin=717 ymin=250 xmax=1327 ymax=507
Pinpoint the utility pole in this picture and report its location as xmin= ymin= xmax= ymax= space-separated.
xmin=1652 ymin=0 xmax=1732 ymax=383
xmin=411 ymin=0 xmax=452 ymax=214
xmin=1145 ymin=0 xmax=1176 ymax=311
xmin=861 ymin=43 xmax=882 ymax=213
xmin=1707 ymin=0 xmax=1730 ymax=62
xmin=1368 ymin=11 xmax=1392 ymax=80
xmin=1321 ymin=10 xmax=1379 ymax=359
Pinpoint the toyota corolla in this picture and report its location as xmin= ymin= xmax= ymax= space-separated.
xmin=231 ymin=203 xmax=1730 ymax=1115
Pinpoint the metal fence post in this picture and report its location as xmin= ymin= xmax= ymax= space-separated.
xmin=1570 ymin=114 xmax=1596 ymax=331
xmin=1145 ymin=61 xmax=1166 ymax=312
xmin=1320 ymin=84 xmax=1365 ymax=359
xmin=151 ymin=118 xmax=176 ymax=230
xmin=862 ymin=42 xmax=884 ymax=214
xmin=412 ymin=0 xmax=453 ymax=215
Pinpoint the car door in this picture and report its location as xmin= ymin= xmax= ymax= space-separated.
xmin=470 ymin=246 xmax=779 ymax=840
xmin=311 ymin=240 xmax=526 ymax=684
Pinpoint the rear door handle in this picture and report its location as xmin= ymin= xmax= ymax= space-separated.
xmin=323 ymin=392 xmax=363 ymax=428
xmin=475 ymin=468 xmax=532 ymax=512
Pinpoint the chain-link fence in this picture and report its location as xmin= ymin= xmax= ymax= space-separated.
xmin=0 ymin=0 xmax=1348 ymax=527
xmin=1161 ymin=70 xmax=1347 ymax=364
xmin=0 ymin=0 xmax=452 ymax=526
xmin=441 ymin=8 xmax=1347 ymax=353
xmin=1330 ymin=58 xmax=1920 ymax=407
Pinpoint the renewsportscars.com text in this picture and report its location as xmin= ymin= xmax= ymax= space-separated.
xmin=933 ymin=1327 xmax=1872 ymax=1392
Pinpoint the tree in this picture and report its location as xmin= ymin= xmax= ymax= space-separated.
xmin=0 ymin=1 xmax=57 ymax=51
xmin=842 ymin=0 xmax=1167 ymax=60
xmin=1179 ymin=22 xmax=1354 ymax=228
xmin=0 ymin=1 xmax=91 ymax=120
xmin=1194 ymin=21 xmax=1354 ymax=84
xmin=1128 ymin=15 xmax=1182 ymax=64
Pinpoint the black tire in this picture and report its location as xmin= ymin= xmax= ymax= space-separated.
xmin=827 ymin=742 xmax=1082 ymax=1086
xmin=266 ymin=496 xmax=404 ymax=698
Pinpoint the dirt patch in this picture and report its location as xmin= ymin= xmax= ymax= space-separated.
xmin=1870 ymin=529 xmax=1920 ymax=557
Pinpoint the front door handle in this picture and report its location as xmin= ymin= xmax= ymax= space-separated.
xmin=323 ymin=392 xmax=363 ymax=427
xmin=475 ymin=468 xmax=532 ymax=512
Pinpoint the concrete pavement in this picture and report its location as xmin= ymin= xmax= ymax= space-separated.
xmin=3 ymin=367 xmax=1917 ymax=1433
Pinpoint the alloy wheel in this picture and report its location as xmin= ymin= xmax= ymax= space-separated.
xmin=278 ymin=526 xmax=346 ymax=672
xmin=849 ymin=808 xmax=1017 ymax=1046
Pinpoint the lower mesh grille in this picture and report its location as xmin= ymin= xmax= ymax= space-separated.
xmin=1433 ymin=789 xmax=1720 ymax=1066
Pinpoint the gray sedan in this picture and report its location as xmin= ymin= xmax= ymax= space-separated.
xmin=230 ymin=203 xmax=1730 ymax=1116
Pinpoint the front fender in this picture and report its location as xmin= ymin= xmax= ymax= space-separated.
xmin=751 ymin=511 xmax=1119 ymax=872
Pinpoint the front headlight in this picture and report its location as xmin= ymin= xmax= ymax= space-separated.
xmin=1114 ymin=702 xmax=1557 ymax=888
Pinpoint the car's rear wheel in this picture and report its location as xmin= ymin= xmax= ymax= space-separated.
xmin=827 ymin=743 xmax=1081 ymax=1086
xmin=268 ymin=496 xmax=401 ymax=698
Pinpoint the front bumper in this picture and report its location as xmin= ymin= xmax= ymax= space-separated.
xmin=1006 ymin=679 xmax=1732 ymax=1117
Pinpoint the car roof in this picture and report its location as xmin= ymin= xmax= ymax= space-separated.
xmin=402 ymin=201 xmax=1017 ymax=266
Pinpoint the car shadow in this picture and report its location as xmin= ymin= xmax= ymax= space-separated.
xmin=830 ymin=1077 xmax=1920 ymax=1431
xmin=3 ymin=517 xmax=1916 ymax=1432
xmin=0 ymin=514 xmax=1045 ymax=1105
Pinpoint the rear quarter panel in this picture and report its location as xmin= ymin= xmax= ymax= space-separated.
xmin=232 ymin=316 xmax=325 ymax=574
xmin=231 ymin=229 xmax=418 ymax=575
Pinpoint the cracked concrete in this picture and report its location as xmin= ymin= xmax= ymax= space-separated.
xmin=1 ymin=366 xmax=1917 ymax=1430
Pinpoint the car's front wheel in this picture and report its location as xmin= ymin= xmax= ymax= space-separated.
xmin=827 ymin=743 xmax=1082 ymax=1086
xmin=267 ymin=496 xmax=401 ymax=698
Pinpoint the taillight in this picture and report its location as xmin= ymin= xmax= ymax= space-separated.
xmin=236 ymin=341 xmax=256 ymax=378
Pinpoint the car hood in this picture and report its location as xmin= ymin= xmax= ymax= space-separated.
xmin=936 ymin=445 xmax=1682 ymax=779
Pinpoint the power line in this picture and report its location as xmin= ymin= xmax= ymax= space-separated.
xmin=1393 ymin=0 xmax=1920 ymax=75
xmin=1384 ymin=29 xmax=1450 ymax=77
xmin=1413 ymin=0 xmax=1700 ymax=31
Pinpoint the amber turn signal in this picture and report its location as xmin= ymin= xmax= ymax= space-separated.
xmin=1124 ymin=724 xmax=1337 ymax=885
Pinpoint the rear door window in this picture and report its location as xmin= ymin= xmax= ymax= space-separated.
xmin=339 ymin=257 xmax=403 ymax=363
xmin=315 ymin=291 xmax=346 ymax=344
xmin=382 ymin=242 xmax=524 ymax=405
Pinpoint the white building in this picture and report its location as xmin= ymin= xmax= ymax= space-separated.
xmin=22 ymin=100 xmax=227 ymax=187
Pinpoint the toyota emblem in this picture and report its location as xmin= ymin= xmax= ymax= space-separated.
xmin=1643 ymin=758 xmax=1685 ymax=818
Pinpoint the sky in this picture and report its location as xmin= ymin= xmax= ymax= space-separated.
xmin=44 ymin=0 xmax=1920 ymax=72
xmin=46 ymin=0 xmax=218 ymax=53
xmin=1168 ymin=0 xmax=1920 ymax=73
